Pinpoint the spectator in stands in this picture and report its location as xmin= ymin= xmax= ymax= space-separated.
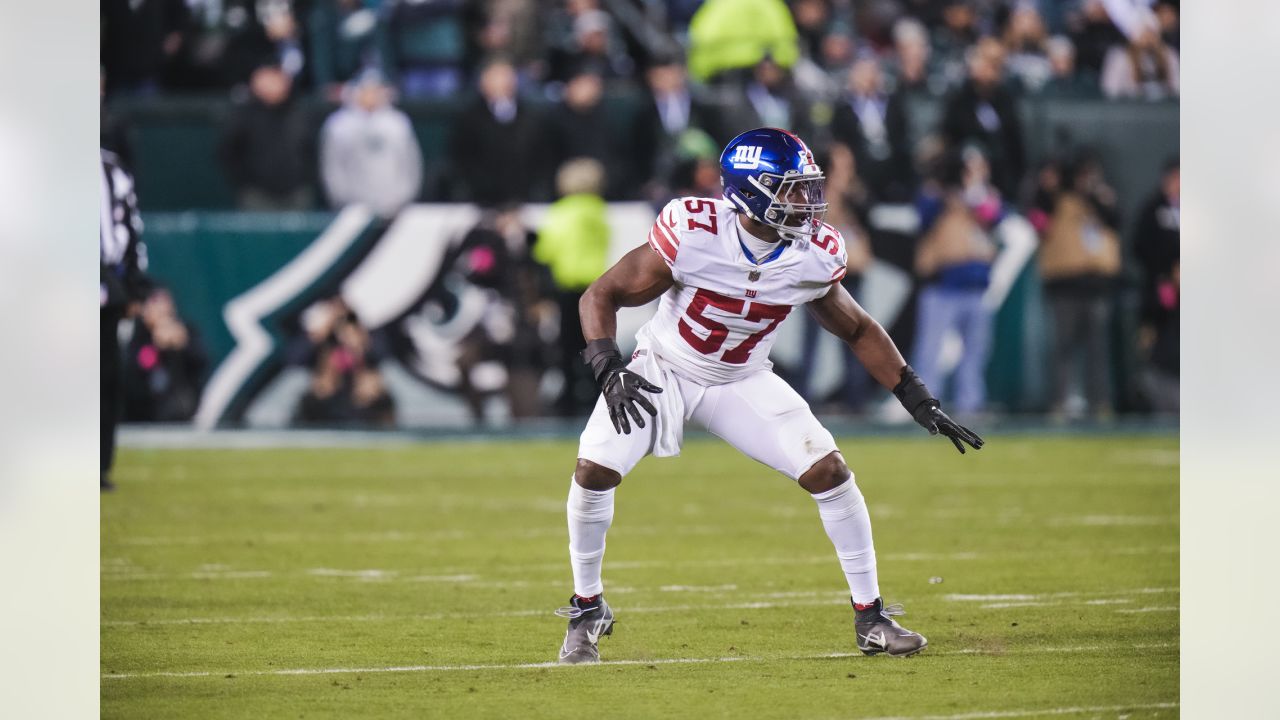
xmin=307 ymin=0 xmax=384 ymax=99
xmin=1154 ymin=0 xmax=1179 ymax=50
xmin=886 ymin=17 xmax=939 ymax=99
xmin=910 ymin=146 xmax=1001 ymax=415
xmin=814 ymin=24 xmax=857 ymax=79
xmin=548 ymin=8 xmax=635 ymax=82
xmin=449 ymin=206 xmax=556 ymax=421
xmin=1040 ymin=35 xmax=1098 ymax=98
xmin=296 ymin=345 xmax=358 ymax=424
xmin=533 ymin=158 xmax=611 ymax=416
xmin=830 ymin=55 xmax=915 ymax=204
xmin=734 ymin=57 xmax=810 ymax=137
xmin=101 ymin=0 xmax=188 ymax=97
xmin=1100 ymin=9 xmax=1179 ymax=100
xmin=1066 ymin=0 xmax=1125 ymax=79
xmin=1001 ymin=3 xmax=1052 ymax=94
xmin=293 ymin=296 xmax=396 ymax=426
xmin=470 ymin=0 xmax=543 ymax=74
xmin=1133 ymin=158 xmax=1179 ymax=412
xmin=669 ymin=143 xmax=725 ymax=201
xmin=548 ymin=69 xmax=623 ymax=198
xmin=381 ymin=0 xmax=467 ymax=98
xmin=941 ymin=37 xmax=1026 ymax=199
xmin=931 ymin=0 xmax=981 ymax=92
xmin=320 ymin=70 xmax=423 ymax=217
xmin=352 ymin=368 xmax=397 ymax=426
xmin=100 ymin=70 xmax=135 ymax=169
xmin=687 ymin=0 xmax=799 ymax=83
xmin=1039 ymin=151 xmax=1122 ymax=419
xmin=222 ymin=1 xmax=309 ymax=89
xmin=791 ymin=0 xmax=833 ymax=63
xmin=450 ymin=59 xmax=548 ymax=205
xmin=631 ymin=57 xmax=724 ymax=197
xmin=123 ymin=288 xmax=209 ymax=423
xmin=219 ymin=62 xmax=317 ymax=210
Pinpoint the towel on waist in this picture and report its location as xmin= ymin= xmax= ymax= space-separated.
xmin=628 ymin=347 xmax=690 ymax=458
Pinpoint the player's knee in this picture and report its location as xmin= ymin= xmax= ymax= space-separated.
xmin=797 ymin=451 xmax=851 ymax=494
xmin=574 ymin=459 xmax=622 ymax=491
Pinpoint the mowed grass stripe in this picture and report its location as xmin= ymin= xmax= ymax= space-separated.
xmin=102 ymin=586 xmax=1177 ymax=627
xmin=103 ymin=642 xmax=1178 ymax=680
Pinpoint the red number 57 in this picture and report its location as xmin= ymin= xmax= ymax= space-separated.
xmin=677 ymin=288 xmax=790 ymax=364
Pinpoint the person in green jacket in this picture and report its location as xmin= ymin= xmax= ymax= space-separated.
xmin=534 ymin=158 xmax=612 ymax=415
xmin=687 ymin=0 xmax=800 ymax=83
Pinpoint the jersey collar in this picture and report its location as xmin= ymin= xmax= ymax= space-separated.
xmin=733 ymin=218 xmax=788 ymax=266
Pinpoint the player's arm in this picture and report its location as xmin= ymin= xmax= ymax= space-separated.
xmin=580 ymin=243 xmax=674 ymax=340
xmin=578 ymin=244 xmax=675 ymax=434
xmin=808 ymin=282 xmax=985 ymax=454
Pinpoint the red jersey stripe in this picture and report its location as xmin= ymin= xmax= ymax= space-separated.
xmin=652 ymin=221 xmax=679 ymax=257
xmin=648 ymin=231 xmax=675 ymax=265
xmin=830 ymin=267 xmax=848 ymax=283
xmin=654 ymin=216 xmax=680 ymax=247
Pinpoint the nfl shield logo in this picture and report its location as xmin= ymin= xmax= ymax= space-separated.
xmin=748 ymin=270 xmax=761 ymax=282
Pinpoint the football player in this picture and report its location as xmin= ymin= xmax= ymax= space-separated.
xmin=556 ymin=128 xmax=984 ymax=663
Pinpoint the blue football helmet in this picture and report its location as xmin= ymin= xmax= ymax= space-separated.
xmin=719 ymin=127 xmax=827 ymax=241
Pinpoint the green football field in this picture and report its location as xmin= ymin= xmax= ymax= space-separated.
xmin=101 ymin=433 xmax=1178 ymax=719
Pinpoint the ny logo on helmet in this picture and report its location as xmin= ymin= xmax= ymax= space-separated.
xmin=730 ymin=145 xmax=764 ymax=169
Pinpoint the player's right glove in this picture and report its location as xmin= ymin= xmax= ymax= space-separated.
xmin=892 ymin=365 xmax=985 ymax=454
xmin=582 ymin=338 xmax=663 ymax=435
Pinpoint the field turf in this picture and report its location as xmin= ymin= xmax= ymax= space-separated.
xmin=102 ymin=434 xmax=1178 ymax=719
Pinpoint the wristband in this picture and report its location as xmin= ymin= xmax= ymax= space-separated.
xmin=892 ymin=365 xmax=938 ymax=415
xmin=581 ymin=338 xmax=626 ymax=386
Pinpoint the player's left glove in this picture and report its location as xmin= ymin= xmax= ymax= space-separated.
xmin=582 ymin=338 xmax=663 ymax=435
xmin=892 ymin=365 xmax=985 ymax=454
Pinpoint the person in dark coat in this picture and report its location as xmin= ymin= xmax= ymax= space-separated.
xmin=630 ymin=58 xmax=724 ymax=195
xmin=449 ymin=59 xmax=549 ymax=204
xmin=218 ymin=63 xmax=317 ymax=210
xmin=940 ymin=38 xmax=1026 ymax=199
xmin=100 ymin=0 xmax=189 ymax=97
xmin=122 ymin=288 xmax=209 ymax=423
xmin=1133 ymin=158 xmax=1179 ymax=412
xmin=830 ymin=56 xmax=915 ymax=204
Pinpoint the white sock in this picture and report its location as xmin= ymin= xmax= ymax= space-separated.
xmin=566 ymin=477 xmax=615 ymax=597
xmin=812 ymin=475 xmax=880 ymax=605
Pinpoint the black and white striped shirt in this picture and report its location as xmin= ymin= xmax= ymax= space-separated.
xmin=100 ymin=149 xmax=148 ymax=309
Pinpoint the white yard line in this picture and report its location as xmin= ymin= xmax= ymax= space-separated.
xmin=862 ymin=702 xmax=1179 ymax=720
xmin=1115 ymin=606 xmax=1179 ymax=614
xmin=947 ymin=588 xmax=1176 ymax=602
xmin=101 ymin=643 xmax=1178 ymax=681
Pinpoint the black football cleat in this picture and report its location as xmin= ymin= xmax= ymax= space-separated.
xmin=854 ymin=598 xmax=928 ymax=657
xmin=555 ymin=594 xmax=615 ymax=664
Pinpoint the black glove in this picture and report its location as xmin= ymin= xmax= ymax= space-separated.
xmin=582 ymin=338 xmax=663 ymax=435
xmin=892 ymin=365 xmax=985 ymax=454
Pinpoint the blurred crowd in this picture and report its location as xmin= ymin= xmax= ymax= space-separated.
xmin=101 ymin=0 xmax=1180 ymax=427
xmin=101 ymin=0 xmax=1179 ymax=210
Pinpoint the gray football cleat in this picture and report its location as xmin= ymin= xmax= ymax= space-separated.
xmin=555 ymin=595 xmax=615 ymax=664
xmin=854 ymin=598 xmax=928 ymax=657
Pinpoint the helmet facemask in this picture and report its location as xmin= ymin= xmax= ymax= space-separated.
xmin=749 ymin=171 xmax=828 ymax=241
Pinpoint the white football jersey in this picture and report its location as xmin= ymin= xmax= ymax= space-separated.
xmin=636 ymin=197 xmax=849 ymax=386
